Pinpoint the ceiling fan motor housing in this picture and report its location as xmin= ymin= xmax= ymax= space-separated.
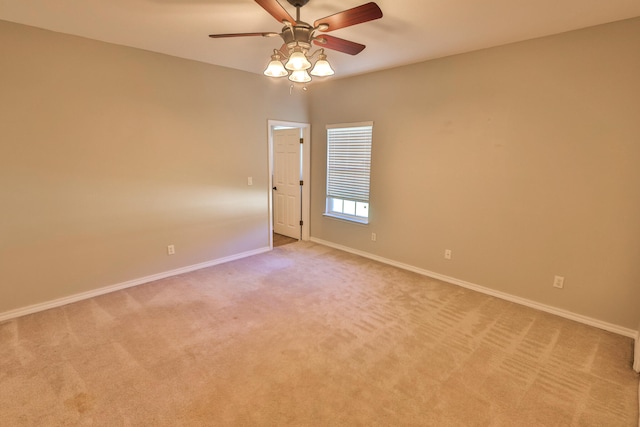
xmin=282 ymin=24 xmax=313 ymax=50
xmin=286 ymin=0 xmax=310 ymax=7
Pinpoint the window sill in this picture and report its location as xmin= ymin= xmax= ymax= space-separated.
xmin=323 ymin=213 xmax=369 ymax=225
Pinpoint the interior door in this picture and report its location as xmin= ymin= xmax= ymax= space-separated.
xmin=273 ymin=128 xmax=301 ymax=239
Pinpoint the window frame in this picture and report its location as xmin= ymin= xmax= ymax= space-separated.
xmin=324 ymin=121 xmax=373 ymax=225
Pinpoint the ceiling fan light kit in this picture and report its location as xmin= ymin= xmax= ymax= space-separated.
xmin=310 ymin=52 xmax=335 ymax=77
xmin=209 ymin=0 xmax=382 ymax=83
xmin=289 ymin=69 xmax=312 ymax=83
xmin=284 ymin=46 xmax=312 ymax=71
xmin=264 ymin=51 xmax=289 ymax=77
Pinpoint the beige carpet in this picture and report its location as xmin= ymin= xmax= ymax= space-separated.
xmin=1 ymin=241 xmax=638 ymax=426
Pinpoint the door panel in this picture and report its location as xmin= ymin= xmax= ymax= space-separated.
xmin=273 ymin=128 xmax=301 ymax=239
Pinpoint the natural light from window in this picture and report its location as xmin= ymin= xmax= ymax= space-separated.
xmin=324 ymin=122 xmax=373 ymax=224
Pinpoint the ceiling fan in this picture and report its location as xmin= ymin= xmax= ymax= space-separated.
xmin=208 ymin=0 xmax=383 ymax=82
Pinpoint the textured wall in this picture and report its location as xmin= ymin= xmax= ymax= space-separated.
xmin=308 ymin=18 xmax=640 ymax=330
xmin=0 ymin=20 xmax=309 ymax=313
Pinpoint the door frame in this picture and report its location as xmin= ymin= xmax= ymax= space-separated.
xmin=268 ymin=120 xmax=311 ymax=248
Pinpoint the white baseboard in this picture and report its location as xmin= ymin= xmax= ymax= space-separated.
xmin=0 ymin=246 xmax=271 ymax=323
xmin=310 ymin=238 xmax=637 ymax=339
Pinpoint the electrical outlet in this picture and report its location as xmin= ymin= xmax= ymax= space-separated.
xmin=371 ymin=233 xmax=377 ymax=242
xmin=247 ymin=177 xmax=253 ymax=186
xmin=553 ymin=275 xmax=564 ymax=289
xmin=444 ymin=249 xmax=452 ymax=260
xmin=167 ymin=244 xmax=175 ymax=255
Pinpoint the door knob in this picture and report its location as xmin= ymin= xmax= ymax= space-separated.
xmin=272 ymin=186 xmax=277 ymax=191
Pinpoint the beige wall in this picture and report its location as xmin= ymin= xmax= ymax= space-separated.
xmin=2 ymin=17 xmax=639 ymax=331
xmin=0 ymin=21 xmax=309 ymax=313
xmin=309 ymin=18 xmax=640 ymax=329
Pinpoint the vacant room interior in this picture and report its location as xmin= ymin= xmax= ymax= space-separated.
xmin=1 ymin=0 xmax=639 ymax=424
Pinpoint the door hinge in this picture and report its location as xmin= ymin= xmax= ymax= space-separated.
xmin=299 ymin=138 xmax=304 ymax=144
xmin=300 ymin=180 xmax=304 ymax=186
xmin=300 ymin=220 xmax=304 ymax=226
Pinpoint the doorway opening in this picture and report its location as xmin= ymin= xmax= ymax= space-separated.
xmin=273 ymin=233 xmax=299 ymax=247
xmin=268 ymin=120 xmax=311 ymax=249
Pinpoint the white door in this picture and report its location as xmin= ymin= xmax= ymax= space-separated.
xmin=273 ymin=128 xmax=302 ymax=239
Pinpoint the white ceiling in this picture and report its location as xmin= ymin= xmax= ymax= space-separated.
xmin=2 ymin=0 xmax=640 ymax=79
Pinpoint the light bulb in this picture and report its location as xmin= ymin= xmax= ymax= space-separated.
xmin=263 ymin=53 xmax=288 ymax=77
xmin=310 ymin=55 xmax=335 ymax=77
xmin=285 ymin=48 xmax=312 ymax=71
xmin=289 ymin=70 xmax=311 ymax=83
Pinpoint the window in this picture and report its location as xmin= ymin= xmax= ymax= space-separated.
xmin=325 ymin=122 xmax=373 ymax=224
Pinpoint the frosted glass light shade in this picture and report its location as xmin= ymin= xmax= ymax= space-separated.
xmin=264 ymin=58 xmax=288 ymax=77
xmin=288 ymin=70 xmax=311 ymax=83
xmin=285 ymin=50 xmax=312 ymax=71
xmin=310 ymin=58 xmax=334 ymax=76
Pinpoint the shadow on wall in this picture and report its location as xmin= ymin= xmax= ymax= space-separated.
xmin=635 ymin=325 xmax=639 ymax=372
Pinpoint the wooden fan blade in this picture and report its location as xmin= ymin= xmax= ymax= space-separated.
xmin=314 ymin=2 xmax=382 ymax=32
xmin=209 ymin=32 xmax=279 ymax=38
xmin=314 ymin=35 xmax=366 ymax=55
xmin=255 ymin=0 xmax=296 ymax=25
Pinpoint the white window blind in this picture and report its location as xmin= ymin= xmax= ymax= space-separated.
xmin=325 ymin=122 xmax=373 ymax=223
